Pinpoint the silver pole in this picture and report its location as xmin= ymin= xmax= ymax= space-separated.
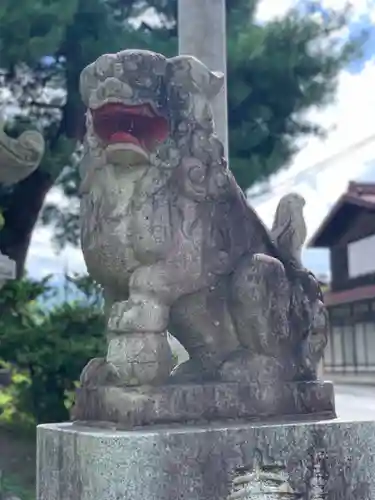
xmin=178 ymin=0 xmax=229 ymax=160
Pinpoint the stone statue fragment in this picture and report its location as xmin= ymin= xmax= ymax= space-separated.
xmin=0 ymin=118 xmax=45 ymax=185
xmin=0 ymin=117 xmax=45 ymax=287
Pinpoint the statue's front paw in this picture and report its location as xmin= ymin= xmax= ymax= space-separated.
xmin=79 ymin=357 xmax=120 ymax=387
xmin=108 ymin=298 xmax=169 ymax=333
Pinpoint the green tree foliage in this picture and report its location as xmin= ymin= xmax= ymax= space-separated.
xmin=0 ymin=275 xmax=105 ymax=424
xmin=0 ymin=0 xmax=366 ymax=263
xmin=0 ymin=0 xmax=175 ymax=272
xmin=227 ymin=4 xmax=364 ymax=189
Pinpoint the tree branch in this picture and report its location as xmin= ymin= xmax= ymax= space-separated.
xmin=30 ymin=101 xmax=63 ymax=110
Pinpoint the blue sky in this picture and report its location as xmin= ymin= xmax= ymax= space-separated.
xmin=25 ymin=0 xmax=375 ymax=283
xmin=348 ymin=18 xmax=375 ymax=73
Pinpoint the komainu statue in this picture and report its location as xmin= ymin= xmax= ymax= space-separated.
xmin=0 ymin=119 xmax=45 ymax=286
xmin=72 ymin=50 xmax=335 ymax=427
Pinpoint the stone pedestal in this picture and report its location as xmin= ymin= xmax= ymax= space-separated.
xmin=37 ymin=418 xmax=375 ymax=500
xmin=72 ymin=380 xmax=335 ymax=428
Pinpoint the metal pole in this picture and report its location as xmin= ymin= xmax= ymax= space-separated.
xmin=178 ymin=0 xmax=229 ymax=160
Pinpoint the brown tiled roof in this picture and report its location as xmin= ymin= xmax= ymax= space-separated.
xmin=348 ymin=181 xmax=375 ymax=194
xmin=347 ymin=181 xmax=375 ymax=203
xmin=324 ymin=284 xmax=375 ymax=306
xmin=308 ymin=181 xmax=375 ymax=247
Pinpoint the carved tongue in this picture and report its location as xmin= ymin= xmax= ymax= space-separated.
xmin=106 ymin=137 xmax=149 ymax=166
xmin=109 ymin=132 xmax=140 ymax=146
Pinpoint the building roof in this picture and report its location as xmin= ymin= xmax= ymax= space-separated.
xmin=324 ymin=283 xmax=375 ymax=307
xmin=308 ymin=181 xmax=375 ymax=248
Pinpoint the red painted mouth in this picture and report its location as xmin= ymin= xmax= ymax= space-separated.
xmin=92 ymin=103 xmax=169 ymax=152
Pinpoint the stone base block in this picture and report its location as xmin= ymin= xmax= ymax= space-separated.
xmin=72 ymin=380 xmax=336 ymax=428
xmin=37 ymin=418 xmax=375 ymax=500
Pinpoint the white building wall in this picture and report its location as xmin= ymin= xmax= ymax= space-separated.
xmin=347 ymin=234 xmax=375 ymax=278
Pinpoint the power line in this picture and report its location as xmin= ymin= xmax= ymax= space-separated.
xmin=249 ymin=133 xmax=375 ymax=203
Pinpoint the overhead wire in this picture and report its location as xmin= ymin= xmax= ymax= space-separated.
xmin=248 ymin=133 xmax=375 ymax=204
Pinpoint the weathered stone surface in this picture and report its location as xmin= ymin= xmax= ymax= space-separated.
xmin=106 ymin=332 xmax=173 ymax=386
xmin=0 ymin=118 xmax=44 ymax=290
xmin=37 ymin=418 xmax=375 ymax=500
xmin=74 ymin=48 xmax=331 ymax=425
xmin=0 ymin=120 xmax=44 ymax=186
xmin=72 ymin=380 xmax=335 ymax=428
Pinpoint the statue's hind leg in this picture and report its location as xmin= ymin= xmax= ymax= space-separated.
xmin=221 ymin=252 xmax=298 ymax=384
xmin=168 ymin=277 xmax=240 ymax=383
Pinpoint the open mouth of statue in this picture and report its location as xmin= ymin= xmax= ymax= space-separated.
xmin=92 ymin=103 xmax=169 ymax=155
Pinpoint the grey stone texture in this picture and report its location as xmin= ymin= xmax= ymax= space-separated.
xmin=37 ymin=419 xmax=375 ymax=500
xmin=0 ymin=121 xmax=44 ymax=287
xmin=73 ymin=380 xmax=335 ymax=428
xmin=75 ymin=48 xmax=332 ymax=426
xmin=0 ymin=119 xmax=44 ymax=186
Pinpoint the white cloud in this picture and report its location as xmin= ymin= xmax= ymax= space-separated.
xmin=26 ymin=184 xmax=85 ymax=280
xmin=27 ymin=225 xmax=86 ymax=280
xmin=255 ymin=0 xmax=375 ymax=23
xmin=321 ymin=0 xmax=375 ymax=22
xmin=258 ymin=54 xmax=375 ymax=215
xmin=254 ymin=57 xmax=375 ymax=234
xmin=25 ymin=0 xmax=375 ymax=279
xmin=255 ymin=0 xmax=295 ymax=22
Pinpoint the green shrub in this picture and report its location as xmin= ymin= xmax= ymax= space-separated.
xmin=1 ymin=472 xmax=35 ymax=500
xmin=0 ymin=274 xmax=105 ymax=424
